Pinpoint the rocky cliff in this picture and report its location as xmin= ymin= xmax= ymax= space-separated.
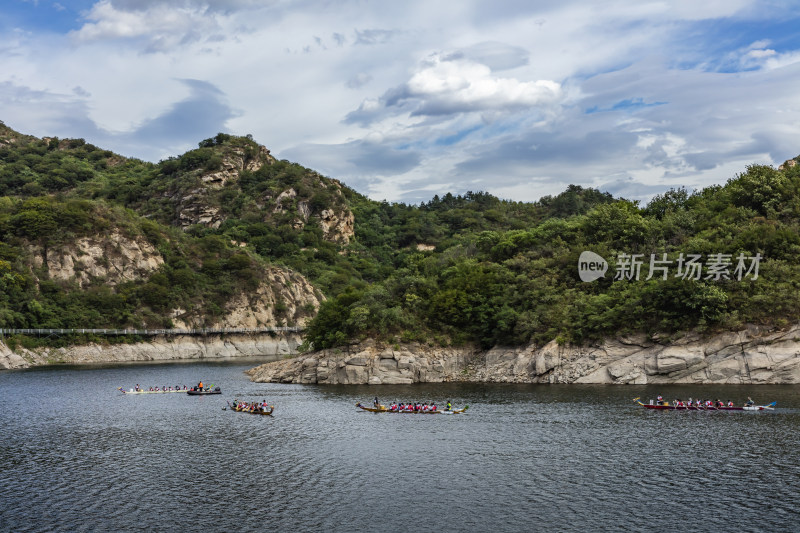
xmin=0 ymin=333 xmax=301 ymax=370
xmin=172 ymin=142 xmax=355 ymax=244
xmin=246 ymin=323 xmax=800 ymax=385
xmin=23 ymin=229 xmax=323 ymax=330
xmin=172 ymin=266 xmax=322 ymax=329
xmin=28 ymin=231 xmax=164 ymax=288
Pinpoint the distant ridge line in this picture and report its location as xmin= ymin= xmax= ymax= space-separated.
xmin=0 ymin=327 xmax=304 ymax=336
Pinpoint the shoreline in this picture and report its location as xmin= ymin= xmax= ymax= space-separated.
xmin=4 ymin=323 xmax=800 ymax=385
xmin=247 ymin=323 xmax=800 ymax=385
xmin=0 ymin=333 xmax=302 ymax=370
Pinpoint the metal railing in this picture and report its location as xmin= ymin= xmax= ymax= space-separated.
xmin=0 ymin=327 xmax=304 ymax=336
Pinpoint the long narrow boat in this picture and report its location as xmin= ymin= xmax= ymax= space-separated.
xmin=227 ymin=401 xmax=274 ymax=416
xmin=187 ymin=387 xmax=222 ymax=395
xmin=118 ymin=387 xmax=187 ymax=394
xmin=633 ymin=398 xmax=776 ymax=411
xmin=356 ymin=403 xmax=469 ymax=414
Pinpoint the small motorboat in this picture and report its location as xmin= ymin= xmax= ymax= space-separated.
xmin=187 ymin=387 xmax=222 ymax=395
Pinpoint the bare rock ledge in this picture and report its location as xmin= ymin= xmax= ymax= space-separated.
xmin=0 ymin=333 xmax=302 ymax=369
xmin=246 ymin=324 xmax=800 ymax=385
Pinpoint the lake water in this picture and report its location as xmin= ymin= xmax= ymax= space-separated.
xmin=2 ymin=360 xmax=800 ymax=532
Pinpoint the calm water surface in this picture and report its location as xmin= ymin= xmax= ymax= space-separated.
xmin=2 ymin=360 xmax=800 ymax=532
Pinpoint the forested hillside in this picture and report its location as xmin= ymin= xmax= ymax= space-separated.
xmin=1 ymin=120 xmax=799 ymax=351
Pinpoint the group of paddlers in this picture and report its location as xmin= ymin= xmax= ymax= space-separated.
xmin=375 ymin=398 xmax=454 ymax=412
xmin=232 ymin=399 xmax=272 ymax=413
xmin=133 ymin=384 xmax=188 ymax=392
xmin=655 ymin=395 xmax=756 ymax=408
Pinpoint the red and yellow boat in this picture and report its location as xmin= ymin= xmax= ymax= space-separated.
xmin=356 ymin=403 xmax=468 ymax=414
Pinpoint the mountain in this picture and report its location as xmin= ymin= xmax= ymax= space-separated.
xmin=2 ymin=119 xmax=800 ymax=356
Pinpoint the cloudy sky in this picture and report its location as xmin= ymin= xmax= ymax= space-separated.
xmin=2 ymin=1 xmax=800 ymax=203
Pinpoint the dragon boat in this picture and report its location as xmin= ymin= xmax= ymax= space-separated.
xmin=118 ymin=387 xmax=187 ymax=394
xmin=227 ymin=402 xmax=274 ymax=416
xmin=633 ymin=398 xmax=776 ymax=411
xmin=356 ymin=403 xmax=468 ymax=414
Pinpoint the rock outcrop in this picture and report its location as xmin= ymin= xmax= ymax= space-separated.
xmin=0 ymin=333 xmax=301 ymax=370
xmin=176 ymin=145 xmax=275 ymax=229
xmin=246 ymin=339 xmax=478 ymax=384
xmin=172 ymin=144 xmax=355 ymax=244
xmin=269 ymin=180 xmax=355 ymax=244
xmin=172 ymin=266 xmax=322 ymax=330
xmin=28 ymin=231 xmax=163 ymax=288
xmin=247 ymin=324 xmax=800 ymax=385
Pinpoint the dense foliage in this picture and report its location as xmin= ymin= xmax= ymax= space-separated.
xmin=2 ymin=120 xmax=799 ymax=350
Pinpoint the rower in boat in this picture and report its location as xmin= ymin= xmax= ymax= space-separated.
xmin=446 ymin=400 xmax=452 ymax=411
xmin=745 ymin=397 xmax=755 ymax=407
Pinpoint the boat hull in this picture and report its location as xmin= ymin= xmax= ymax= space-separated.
xmin=187 ymin=388 xmax=221 ymax=395
xmin=231 ymin=405 xmax=274 ymax=416
xmin=356 ymin=403 xmax=468 ymax=414
xmin=118 ymin=387 xmax=187 ymax=394
xmin=633 ymin=398 xmax=775 ymax=411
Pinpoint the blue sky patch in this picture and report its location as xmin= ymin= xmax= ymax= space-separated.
xmin=586 ymin=98 xmax=667 ymax=115
xmin=2 ymin=0 xmax=94 ymax=34
xmin=434 ymin=125 xmax=483 ymax=146
xmin=674 ymin=15 xmax=800 ymax=73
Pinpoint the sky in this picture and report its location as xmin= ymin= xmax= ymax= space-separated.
xmin=2 ymin=1 xmax=800 ymax=204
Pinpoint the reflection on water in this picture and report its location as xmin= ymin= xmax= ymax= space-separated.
xmin=2 ymin=363 xmax=800 ymax=532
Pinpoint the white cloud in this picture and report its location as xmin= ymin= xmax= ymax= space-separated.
xmin=405 ymin=54 xmax=561 ymax=113
xmin=69 ymin=0 xmax=232 ymax=51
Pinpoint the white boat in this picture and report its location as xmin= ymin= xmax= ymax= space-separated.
xmin=118 ymin=387 xmax=187 ymax=394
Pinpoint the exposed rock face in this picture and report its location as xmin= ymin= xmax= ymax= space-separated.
xmin=171 ymin=145 xmax=355 ymax=244
xmin=271 ymin=180 xmax=355 ymax=244
xmin=0 ymin=333 xmax=302 ymax=370
xmin=201 ymin=146 xmax=271 ymax=188
xmin=317 ymin=205 xmax=354 ymax=244
xmin=247 ymin=324 xmax=800 ymax=385
xmin=246 ymin=339 xmax=477 ymax=384
xmin=172 ymin=267 xmax=322 ymax=329
xmin=24 ymin=229 xmax=321 ymax=332
xmin=175 ymin=145 xmax=274 ymax=229
xmin=28 ymin=232 xmax=164 ymax=287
